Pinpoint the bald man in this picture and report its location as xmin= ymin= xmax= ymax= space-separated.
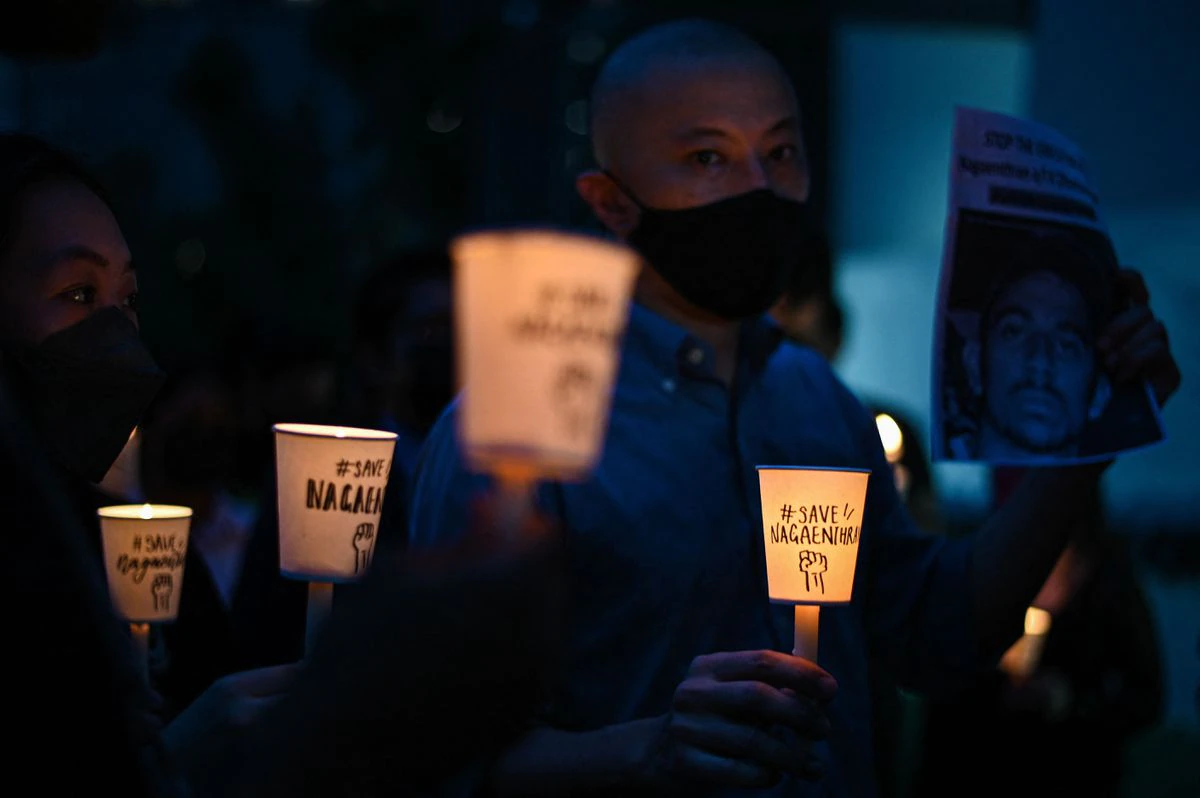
xmin=408 ymin=18 xmax=1180 ymax=797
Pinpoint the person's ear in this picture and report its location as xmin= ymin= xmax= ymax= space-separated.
xmin=963 ymin=338 xmax=983 ymax=397
xmin=1089 ymin=372 xmax=1112 ymax=420
xmin=576 ymin=170 xmax=640 ymax=239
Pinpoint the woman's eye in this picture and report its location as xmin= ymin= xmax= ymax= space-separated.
xmin=690 ymin=150 xmax=723 ymax=167
xmin=61 ymin=285 xmax=96 ymax=305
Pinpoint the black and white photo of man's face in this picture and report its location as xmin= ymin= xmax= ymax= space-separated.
xmin=966 ymin=269 xmax=1110 ymax=459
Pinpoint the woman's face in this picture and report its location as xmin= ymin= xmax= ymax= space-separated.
xmin=0 ymin=179 xmax=137 ymax=344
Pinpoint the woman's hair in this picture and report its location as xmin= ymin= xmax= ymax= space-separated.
xmin=0 ymin=133 xmax=110 ymax=263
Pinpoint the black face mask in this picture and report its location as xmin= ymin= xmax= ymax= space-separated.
xmin=610 ymin=174 xmax=810 ymax=320
xmin=2 ymin=307 xmax=166 ymax=484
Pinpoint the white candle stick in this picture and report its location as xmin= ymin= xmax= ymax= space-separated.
xmin=305 ymin=582 xmax=334 ymax=657
xmin=793 ymin=604 xmax=820 ymax=662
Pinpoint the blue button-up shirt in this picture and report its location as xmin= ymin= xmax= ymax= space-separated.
xmin=408 ymin=302 xmax=986 ymax=797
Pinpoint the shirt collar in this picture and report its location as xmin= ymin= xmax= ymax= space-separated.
xmin=622 ymin=301 xmax=785 ymax=379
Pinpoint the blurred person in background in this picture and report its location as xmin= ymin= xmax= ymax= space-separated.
xmin=343 ymin=248 xmax=456 ymax=481
xmin=139 ymin=368 xmax=260 ymax=717
xmin=232 ymin=251 xmax=455 ymax=668
xmin=912 ymin=470 xmax=1163 ymax=798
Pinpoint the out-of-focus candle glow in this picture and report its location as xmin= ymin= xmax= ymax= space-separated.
xmin=98 ymin=504 xmax=193 ymax=521
xmin=1025 ymin=606 xmax=1052 ymax=636
xmin=452 ymin=228 xmax=638 ymax=482
xmin=875 ymin=412 xmax=904 ymax=464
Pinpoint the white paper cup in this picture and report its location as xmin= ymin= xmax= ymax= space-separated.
xmin=757 ymin=466 xmax=870 ymax=604
xmin=98 ymin=504 xmax=192 ymax=623
xmin=452 ymin=228 xmax=639 ymax=483
xmin=274 ymin=423 xmax=398 ymax=582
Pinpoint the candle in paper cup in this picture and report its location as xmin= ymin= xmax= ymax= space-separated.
xmin=273 ymin=423 xmax=398 ymax=582
xmin=98 ymin=504 xmax=192 ymax=623
xmin=757 ymin=467 xmax=869 ymax=604
xmin=757 ymin=466 xmax=870 ymax=661
xmin=451 ymin=228 xmax=638 ymax=484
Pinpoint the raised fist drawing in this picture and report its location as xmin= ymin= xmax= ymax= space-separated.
xmin=353 ymin=523 xmax=376 ymax=576
xmin=553 ymin=361 xmax=597 ymax=440
xmin=152 ymin=573 xmax=174 ymax=612
xmin=798 ymin=550 xmax=828 ymax=594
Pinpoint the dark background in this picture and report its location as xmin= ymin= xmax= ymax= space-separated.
xmin=0 ymin=0 xmax=1034 ymax=375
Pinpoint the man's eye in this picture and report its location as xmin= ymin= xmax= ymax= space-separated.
xmin=997 ymin=319 xmax=1024 ymax=341
xmin=1055 ymin=334 xmax=1085 ymax=358
xmin=689 ymin=150 xmax=723 ymax=167
xmin=770 ymin=144 xmax=799 ymax=162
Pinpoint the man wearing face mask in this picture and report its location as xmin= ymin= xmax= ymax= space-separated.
xmin=407 ymin=19 xmax=1181 ymax=798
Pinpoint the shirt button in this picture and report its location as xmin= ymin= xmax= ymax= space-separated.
xmin=661 ymin=378 xmax=676 ymax=393
xmin=686 ymin=348 xmax=704 ymax=366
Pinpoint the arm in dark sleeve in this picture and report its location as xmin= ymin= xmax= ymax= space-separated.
xmin=0 ymin=379 xmax=182 ymax=796
xmin=407 ymin=398 xmax=498 ymax=550
xmin=831 ymin=381 xmax=993 ymax=695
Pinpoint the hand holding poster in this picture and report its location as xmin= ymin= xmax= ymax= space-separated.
xmin=933 ymin=107 xmax=1165 ymax=465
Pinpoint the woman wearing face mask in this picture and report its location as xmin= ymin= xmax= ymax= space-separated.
xmin=0 ymin=133 xmax=300 ymax=796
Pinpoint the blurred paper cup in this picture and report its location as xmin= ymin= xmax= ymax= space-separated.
xmin=756 ymin=467 xmax=870 ymax=605
xmin=452 ymin=228 xmax=639 ymax=484
xmin=273 ymin=423 xmax=398 ymax=582
xmin=98 ymin=504 xmax=192 ymax=623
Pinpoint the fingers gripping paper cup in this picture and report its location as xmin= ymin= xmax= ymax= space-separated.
xmin=273 ymin=424 xmax=398 ymax=583
xmin=99 ymin=504 xmax=192 ymax=624
xmin=757 ymin=467 xmax=870 ymax=662
xmin=451 ymin=229 xmax=638 ymax=490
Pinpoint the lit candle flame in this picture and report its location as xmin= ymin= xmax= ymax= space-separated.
xmin=875 ymin=413 xmax=904 ymax=464
xmin=334 ymin=429 xmax=346 ymax=439
xmin=139 ymin=504 xmax=154 ymax=520
xmin=1025 ymin=606 xmax=1051 ymax=636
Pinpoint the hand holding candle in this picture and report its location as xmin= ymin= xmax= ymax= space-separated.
xmin=654 ymin=650 xmax=837 ymax=787
xmin=757 ymin=467 xmax=870 ymax=663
